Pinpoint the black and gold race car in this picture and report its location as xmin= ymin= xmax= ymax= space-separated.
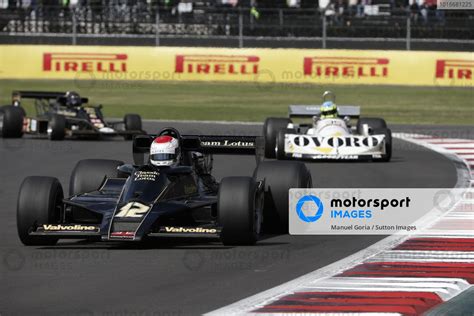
xmin=0 ymin=90 xmax=143 ymax=140
xmin=17 ymin=128 xmax=312 ymax=246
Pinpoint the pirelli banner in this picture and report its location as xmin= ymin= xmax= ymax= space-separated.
xmin=0 ymin=45 xmax=472 ymax=87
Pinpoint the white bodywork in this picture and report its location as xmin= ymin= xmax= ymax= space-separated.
xmin=307 ymin=118 xmax=351 ymax=137
xmin=283 ymin=118 xmax=386 ymax=160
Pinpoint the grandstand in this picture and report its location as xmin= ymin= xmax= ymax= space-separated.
xmin=0 ymin=0 xmax=473 ymax=50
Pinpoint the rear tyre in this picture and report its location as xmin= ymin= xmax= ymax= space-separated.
xmin=124 ymin=114 xmax=142 ymax=140
xmin=218 ymin=177 xmax=262 ymax=246
xmin=69 ymin=159 xmax=124 ymax=196
xmin=48 ymin=114 xmax=66 ymax=141
xmin=357 ymin=117 xmax=387 ymax=135
xmin=263 ymin=118 xmax=292 ymax=159
xmin=254 ymin=161 xmax=312 ymax=233
xmin=17 ymin=176 xmax=63 ymax=245
xmin=0 ymin=105 xmax=24 ymax=138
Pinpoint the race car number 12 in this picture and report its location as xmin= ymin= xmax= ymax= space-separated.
xmin=115 ymin=202 xmax=150 ymax=218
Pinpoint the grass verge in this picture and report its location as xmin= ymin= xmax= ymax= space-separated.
xmin=1 ymin=79 xmax=472 ymax=125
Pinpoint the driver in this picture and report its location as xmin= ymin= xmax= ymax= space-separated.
xmin=150 ymin=135 xmax=181 ymax=167
xmin=320 ymin=101 xmax=339 ymax=119
xmin=309 ymin=100 xmax=350 ymax=136
xmin=65 ymin=91 xmax=82 ymax=108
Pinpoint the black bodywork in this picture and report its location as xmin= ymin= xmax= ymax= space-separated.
xmin=11 ymin=91 xmax=143 ymax=138
xmin=30 ymin=133 xmax=264 ymax=241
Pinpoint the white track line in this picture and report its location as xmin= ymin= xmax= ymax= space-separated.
xmin=368 ymin=250 xmax=474 ymax=261
xmin=250 ymin=313 xmax=402 ymax=316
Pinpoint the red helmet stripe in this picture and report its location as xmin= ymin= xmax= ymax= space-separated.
xmin=154 ymin=135 xmax=174 ymax=144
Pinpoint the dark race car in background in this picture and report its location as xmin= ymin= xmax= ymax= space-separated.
xmin=0 ymin=91 xmax=144 ymax=140
xmin=17 ymin=128 xmax=312 ymax=246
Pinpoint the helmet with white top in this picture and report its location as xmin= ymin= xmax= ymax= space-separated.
xmin=150 ymin=135 xmax=180 ymax=167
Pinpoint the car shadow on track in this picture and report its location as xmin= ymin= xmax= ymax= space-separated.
xmin=37 ymin=235 xmax=288 ymax=250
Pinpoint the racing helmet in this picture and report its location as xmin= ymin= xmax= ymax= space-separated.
xmin=320 ymin=101 xmax=339 ymax=119
xmin=65 ymin=91 xmax=82 ymax=108
xmin=150 ymin=135 xmax=180 ymax=167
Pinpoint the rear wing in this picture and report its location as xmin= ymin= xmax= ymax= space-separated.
xmin=133 ymin=134 xmax=263 ymax=165
xmin=12 ymin=91 xmax=89 ymax=104
xmin=289 ymin=105 xmax=360 ymax=119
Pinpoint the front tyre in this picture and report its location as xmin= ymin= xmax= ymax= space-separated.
xmin=124 ymin=114 xmax=142 ymax=140
xmin=275 ymin=129 xmax=296 ymax=160
xmin=375 ymin=128 xmax=392 ymax=162
xmin=0 ymin=105 xmax=24 ymax=138
xmin=48 ymin=114 xmax=66 ymax=141
xmin=263 ymin=117 xmax=292 ymax=159
xmin=218 ymin=177 xmax=262 ymax=246
xmin=69 ymin=159 xmax=124 ymax=196
xmin=357 ymin=117 xmax=387 ymax=135
xmin=17 ymin=176 xmax=63 ymax=245
xmin=254 ymin=161 xmax=312 ymax=233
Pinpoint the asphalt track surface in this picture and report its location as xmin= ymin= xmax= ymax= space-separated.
xmin=0 ymin=122 xmax=465 ymax=316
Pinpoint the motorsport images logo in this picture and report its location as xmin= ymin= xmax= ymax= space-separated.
xmin=296 ymin=195 xmax=324 ymax=222
xmin=289 ymin=189 xmax=465 ymax=235
xmin=296 ymin=192 xmax=413 ymax=223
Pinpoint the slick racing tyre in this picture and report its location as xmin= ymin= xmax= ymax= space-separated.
xmin=254 ymin=161 xmax=312 ymax=233
xmin=374 ymin=128 xmax=392 ymax=162
xmin=17 ymin=176 xmax=63 ymax=245
xmin=124 ymin=114 xmax=142 ymax=140
xmin=263 ymin=117 xmax=292 ymax=159
xmin=69 ymin=159 xmax=124 ymax=196
xmin=0 ymin=105 xmax=24 ymax=138
xmin=48 ymin=114 xmax=66 ymax=141
xmin=275 ymin=129 xmax=296 ymax=160
xmin=218 ymin=177 xmax=262 ymax=246
xmin=357 ymin=117 xmax=387 ymax=135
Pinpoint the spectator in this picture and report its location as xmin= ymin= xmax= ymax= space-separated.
xmin=420 ymin=2 xmax=428 ymax=24
xmin=435 ymin=4 xmax=445 ymax=24
xmin=287 ymin=0 xmax=301 ymax=7
xmin=335 ymin=0 xmax=345 ymax=25
xmin=356 ymin=0 xmax=366 ymax=17
xmin=325 ymin=0 xmax=336 ymax=23
xmin=410 ymin=0 xmax=419 ymax=23
xmin=348 ymin=0 xmax=357 ymax=16
xmin=222 ymin=0 xmax=238 ymax=6
xmin=250 ymin=6 xmax=260 ymax=18
xmin=250 ymin=0 xmax=260 ymax=19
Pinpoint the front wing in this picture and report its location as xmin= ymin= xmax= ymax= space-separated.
xmin=281 ymin=133 xmax=387 ymax=161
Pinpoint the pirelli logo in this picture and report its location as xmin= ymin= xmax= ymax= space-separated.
xmin=435 ymin=59 xmax=473 ymax=80
xmin=303 ymin=57 xmax=389 ymax=78
xmin=175 ymin=54 xmax=260 ymax=75
xmin=43 ymin=53 xmax=128 ymax=72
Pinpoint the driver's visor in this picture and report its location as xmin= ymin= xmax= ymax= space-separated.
xmin=321 ymin=108 xmax=338 ymax=116
xmin=150 ymin=153 xmax=176 ymax=161
xmin=69 ymin=97 xmax=81 ymax=106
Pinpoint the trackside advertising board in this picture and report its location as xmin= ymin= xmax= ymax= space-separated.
xmin=0 ymin=45 xmax=472 ymax=87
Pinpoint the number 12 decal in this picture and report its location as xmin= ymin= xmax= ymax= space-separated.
xmin=115 ymin=202 xmax=150 ymax=218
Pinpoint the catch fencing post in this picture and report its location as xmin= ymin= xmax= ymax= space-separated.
xmin=238 ymin=8 xmax=243 ymax=48
xmin=279 ymin=9 xmax=283 ymax=29
xmin=72 ymin=9 xmax=77 ymax=45
xmin=322 ymin=13 xmax=327 ymax=49
xmin=406 ymin=14 xmax=411 ymax=50
xmin=155 ymin=7 xmax=160 ymax=46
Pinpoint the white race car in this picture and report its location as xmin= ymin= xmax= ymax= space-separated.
xmin=263 ymin=96 xmax=392 ymax=162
